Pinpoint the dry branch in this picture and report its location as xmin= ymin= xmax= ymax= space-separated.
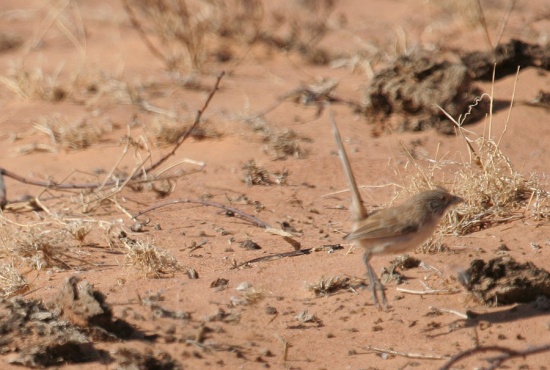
xmin=143 ymin=71 xmax=225 ymax=173
xmin=396 ymin=287 xmax=460 ymax=295
xmin=364 ymin=345 xmax=449 ymax=360
xmin=231 ymin=244 xmax=343 ymax=270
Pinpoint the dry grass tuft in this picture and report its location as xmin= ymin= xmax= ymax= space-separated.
xmin=0 ymin=227 xmax=70 ymax=270
xmin=442 ymin=95 xmax=548 ymax=235
xmin=447 ymin=137 xmax=545 ymax=234
xmin=120 ymin=235 xmax=182 ymax=278
xmin=241 ymin=159 xmax=289 ymax=186
xmin=125 ymin=0 xmax=211 ymax=70
xmin=0 ymin=63 xmax=68 ymax=101
xmin=266 ymin=129 xmax=309 ymax=159
xmin=33 ymin=115 xmax=109 ymax=150
xmin=306 ymin=275 xmax=366 ymax=296
xmin=0 ymin=261 xmax=29 ymax=298
xmin=64 ymin=221 xmax=93 ymax=245
xmin=125 ymin=0 xmax=337 ymax=71
xmin=0 ymin=218 xmax=101 ymax=270
xmin=125 ymin=0 xmax=265 ymax=70
xmin=399 ymin=87 xmax=549 ymax=247
xmin=248 ymin=117 xmax=309 ymax=159
xmin=241 ymin=160 xmax=271 ymax=186
xmin=149 ymin=115 xmax=221 ymax=145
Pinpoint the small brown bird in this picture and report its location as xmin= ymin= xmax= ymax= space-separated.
xmin=331 ymin=115 xmax=462 ymax=309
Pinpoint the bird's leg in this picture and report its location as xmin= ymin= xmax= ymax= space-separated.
xmin=363 ymin=251 xmax=388 ymax=310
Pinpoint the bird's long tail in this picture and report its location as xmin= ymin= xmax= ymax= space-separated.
xmin=330 ymin=112 xmax=368 ymax=221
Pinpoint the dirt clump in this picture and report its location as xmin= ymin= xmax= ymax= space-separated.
xmin=461 ymin=39 xmax=550 ymax=81
xmin=0 ymin=297 xmax=101 ymax=367
xmin=363 ymin=50 xmax=487 ymax=135
xmin=54 ymin=276 xmax=137 ymax=340
xmin=463 ymin=256 xmax=550 ymax=306
xmin=0 ymin=276 xmax=143 ymax=368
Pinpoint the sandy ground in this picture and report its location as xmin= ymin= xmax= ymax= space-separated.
xmin=0 ymin=1 xmax=550 ymax=369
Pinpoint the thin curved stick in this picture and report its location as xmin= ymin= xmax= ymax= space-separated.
xmin=133 ymin=197 xmax=271 ymax=229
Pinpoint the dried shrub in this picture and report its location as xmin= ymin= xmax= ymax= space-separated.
xmin=251 ymin=118 xmax=309 ymax=159
xmin=64 ymin=221 xmax=93 ymax=245
xmin=448 ymin=137 xmax=544 ymax=234
xmin=120 ymin=235 xmax=181 ymax=278
xmin=399 ymin=91 xmax=549 ymax=247
xmin=447 ymin=109 xmax=546 ymax=235
xmin=362 ymin=50 xmax=487 ymax=135
xmin=0 ymin=219 xmax=99 ymax=271
xmin=125 ymin=0 xmax=212 ymax=70
xmin=266 ymin=129 xmax=308 ymax=159
xmin=463 ymin=256 xmax=550 ymax=306
xmin=0 ymin=227 xmax=70 ymax=270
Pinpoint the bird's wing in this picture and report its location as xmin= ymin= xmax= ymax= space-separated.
xmin=344 ymin=209 xmax=419 ymax=241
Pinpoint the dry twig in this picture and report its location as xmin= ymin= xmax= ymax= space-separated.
xmin=231 ymin=245 xmax=343 ymax=270
xmin=364 ymin=345 xmax=449 ymax=360
xmin=133 ymin=197 xmax=271 ymax=229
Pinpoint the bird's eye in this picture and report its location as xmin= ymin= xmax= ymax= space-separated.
xmin=429 ymin=196 xmax=446 ymax=211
